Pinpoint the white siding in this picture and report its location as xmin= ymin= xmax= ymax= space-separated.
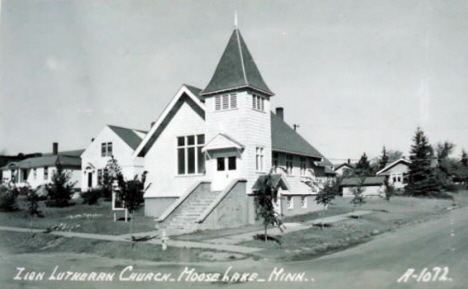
xmin=81 ymin=126 xmax=145 ymax=191
xmin=144 ymin=99 xmax=206 ymax=198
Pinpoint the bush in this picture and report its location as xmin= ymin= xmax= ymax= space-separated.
xmin=0 ymin=184 xmax=19 ymax=211
xmin=45 ymin=164 xmax=76 ymax=207
xmin=81 ymin=188 xmax=102 ymax=205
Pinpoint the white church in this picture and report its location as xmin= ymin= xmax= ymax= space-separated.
xmin=133 ymin=25 xmax=334 ymax=234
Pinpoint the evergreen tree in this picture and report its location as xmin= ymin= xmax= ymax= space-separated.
xmin=461 ymin=150 xmax=468 ymax=167
xmin=101 ymin=156 xmax=122 ymax=200
xmin=46 ymin=162 xmax=76 ymax=207
xmin=405 ymin=127 xmax=440 ymax=197
xmin=354 ymin=152 xmax=372 ymax=176
xmin=378 ymin=146 xmax=389 ymax=171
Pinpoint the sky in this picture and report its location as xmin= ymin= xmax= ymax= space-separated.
xmin=1 ymin=0 xmax=467 ymax=163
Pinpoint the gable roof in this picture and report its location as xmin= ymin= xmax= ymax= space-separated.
xmin=134 ymin=85 xmax=205 ymax=157
xmin=375 ymin=158 xmax=411 ymax=175
xmin=340 ymin=176 xmax=386 ymax=187
xmin=334 ymin=162 xmax=355 ymax=171
xmin=271 ymin=111 xmax=325 ymax=161
xmin=108 ymin=125 xmax=148 ymax=151
xmin=202 ymin=133 xmax=244 ymax=152
xmin=201 ymin=29 xmax=274 ymax=97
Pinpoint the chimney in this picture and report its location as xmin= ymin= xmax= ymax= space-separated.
xmin=52 ymin=142 xmax=58 ymax=155
xmin=347 ymin=159 xmax=351 ymax=164
xmin=276 ymin=107 xmax=284 ymax=120
xmin=91 ymin=138 xmax=95 ymax=143
xmin=151 ymin=121 xmax=156 ymax=128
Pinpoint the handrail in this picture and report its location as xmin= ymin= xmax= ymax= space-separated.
xmin=196 ymin=179 xmax=247 ymax=223
xmin=156 ymin=180 xmax=211 ymax=222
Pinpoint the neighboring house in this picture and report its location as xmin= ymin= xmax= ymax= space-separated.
xmin=133 ymin=26 xmax=333 ymax=234
xmin=340 ymin=176 xmax=387 ymax=197
xmin=334 ymin=161 xmax=355 ymax=177
xmin=376 ymin=158 xmax=411 ymax=189
xmin=80 ymin=125 xmax=147 ymax=192
xmin=0 ymin=143 xmax=83 ymax=190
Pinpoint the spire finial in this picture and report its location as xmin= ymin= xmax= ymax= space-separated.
xmin=234 ymin=11 xmax=238 ymax=28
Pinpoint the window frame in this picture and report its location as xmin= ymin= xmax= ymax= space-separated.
xmin=256 ymin=147 xmax=264 ymax=172
xmin=177 ymin=134 xmax=205 ymax=176
xmin=215 ymin=93 xmax=237 ymax=111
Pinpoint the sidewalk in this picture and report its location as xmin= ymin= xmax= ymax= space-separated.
xmin=0 ymin=210 xmax=372 ymax=255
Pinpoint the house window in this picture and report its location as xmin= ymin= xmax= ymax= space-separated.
xmin=272 ymin=152 xmax=278 ymax=173
xmin=256 ymin=147 xmax=264 ymax=171
xmin=177 ymin=134 xmax=205 ymax=175
xmin=33 ymin=168 xmax=37 ymax=180
xmin=300 ymin=157 xmax=306 ymax=176
xmin=286 ymin=154 xmax=293 ymax=175
xmin=252 ymin=94 xmax=265 ymax=111
xmin=101 ymin=142 xmax=113 ymax=157
xmin=44 ymin=167 xmax=49 ymax=180
xmin=97 ymin=169 xmax=103 ymax=186
xmin=301 ymin=196 xmax=307 ymax=208
xmin=216 ymin=94 xmax=237 ymax=111
xmin=287 ymin=196 xmax=294 ymax=209
xmin=217 ymin=157 xmax=225 ymax=171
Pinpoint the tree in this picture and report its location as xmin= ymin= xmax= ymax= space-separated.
xmin=354 ymin=152 xmax=372 ymax=176
xmin=116 ymin=172 xmax=146 ymax=240
xmin=46 ymin=163 xmax=77 ymax=207
xmin=0 ymin=183 xmax=19 ymax=212
xmin=461 ymin=150 xmax=468 ymax=167
xmin=435 ymin=141 xmax=456 ymax=161
xmin=387 ymin=150 xmax=404 ymax=164
xmin=350 ymin=177 xmax=366 ymax=212
xmin=315 ymin=180 xmax=338 ymax=210
xmin=405 ymin=127 xmax=440 ymax=197
xmin=101 ymin=156 xmax=122 ymax=200
xmin=25 ymin=185 xmax=43 ymax=234
xmin=378 ymin=146 xmax=389 ymax=171
xmin=253 ymin=174 xmax=285 ymax=242
xmin=383 ymin=177 xmax=395 ymax=201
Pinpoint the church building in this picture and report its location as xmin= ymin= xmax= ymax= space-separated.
xmin=133 ymin=25 xmax=334 ymax=235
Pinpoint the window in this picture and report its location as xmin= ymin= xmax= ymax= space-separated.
xmin=215 ymin=94 xmax=237 ymax=111
xmin=256 ymin=147 xmax=264 ymax=171
xmin=300 ymin=157 xmax=306 ymax=176
xmin=228 ymin=156 xmax=236 ymax=171
xmin=217 ymin=156 xmax=237 ymax=171
xmin=44 ymin=167 xmax=49 ymax=180
xmin=286 ymin=154 xmax=293 ymax=175
xmin=97 ymin=169 xmax=103 ymax=186
xmin=252 ymin=94 xmax=265 ymax=111
xmin=101 ymin=142 xmax=113 ymax=157
xmin=272 ymin=152 xmax=278 ymax=173
xmin=301 ymin=196 xmax=307 ymax=208
xmin=177 ymin=134 xmax=205 ymax=175
xmin=287 ymin=196 xmax=294 ymax=209
xmin=33 ymin=168 xmax=37 ymax=180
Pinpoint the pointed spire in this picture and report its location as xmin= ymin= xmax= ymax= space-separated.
xmin=234 ymin=11 xmax=238 ymax=28
xmin=201 ymin=28 xmax=274 ymax=97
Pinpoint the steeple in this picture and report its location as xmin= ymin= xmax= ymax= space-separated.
xmin=201 ymin=28 xmax=274 ymax=97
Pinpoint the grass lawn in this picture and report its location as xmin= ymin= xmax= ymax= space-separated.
xmin=0 ymin=197 xmax=155 ymax=235
xmin=0 ymin=231 xmax=213 ymax=263
xmin=239 ymin=192 xmax=467 ymax=261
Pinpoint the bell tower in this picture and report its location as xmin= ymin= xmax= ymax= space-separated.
xmin=200 ymin=21 xmax=274 ymax=192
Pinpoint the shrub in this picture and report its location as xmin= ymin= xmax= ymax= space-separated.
xmin=0 ymin=183 xmax=19 ymax=211
xmin=81 ymin=188 xmax=102 ymax=205
xmin=45 ymin=164 xmax=76 ymax=207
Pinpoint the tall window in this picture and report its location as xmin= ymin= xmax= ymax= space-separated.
xmin=215 ymin=94 xmax=237 ymax=111
xmin=97 ymin=169 xmax=103 ymax=186
xmin=272 ymin=152 xmax=278 ymax=173
xmin=33 ymin=168 xmax=37 ymax=180
xmin=256 ymin=147 xmax=264 ymax=171
xmin=286 ymin=154 xmax=293 ymax=175
xmin=252 ymin=94 xmax=265 ymax=111
xmin=44 ymin=167 xmax=49 ymax=180
xmin=300 ymin=157 xmax=306 ymax=176
xmin=287 ymin=196 xmax=294 ymax=209
xmin=177 ymin=134 xmax=205 ymax=175
xmin=101 ymin=142 xmax=113 ymax=157
xmin=301 ymin=196 xmax=307 ymax=208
